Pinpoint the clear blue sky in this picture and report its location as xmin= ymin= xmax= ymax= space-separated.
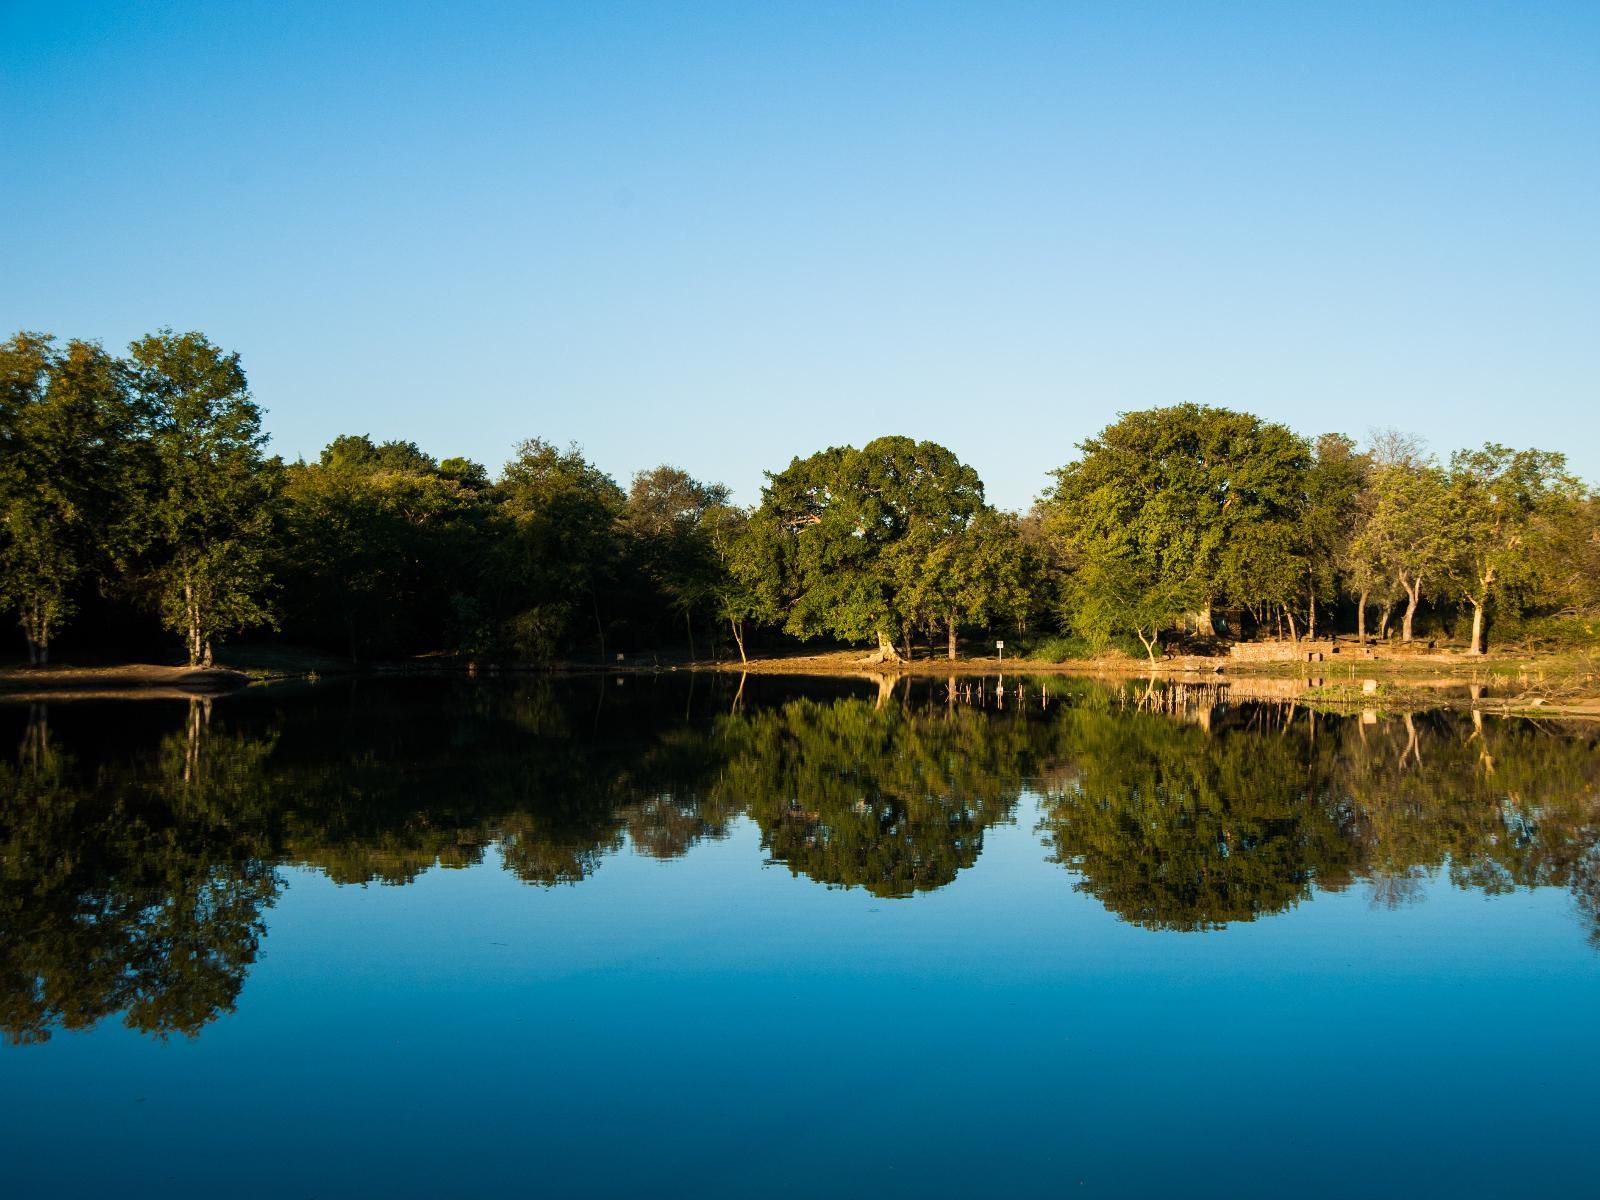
xmin=3 ymin=1 xmax=1596 ymax=510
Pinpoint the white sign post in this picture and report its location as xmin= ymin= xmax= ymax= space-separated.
xmin=996 ymin=639 xmax=1004 ymax=664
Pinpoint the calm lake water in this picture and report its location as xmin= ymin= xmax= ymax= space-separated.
xmin=3 ymin=674 xmax=1598 ymax=1198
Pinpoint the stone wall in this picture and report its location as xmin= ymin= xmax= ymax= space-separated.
xmin=1228 ymin=639 xmax=1339 ymax=663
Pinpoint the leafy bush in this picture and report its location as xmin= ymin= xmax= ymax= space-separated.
xmin=1490 ymin=612 xmax=1600 ymax=651
xmin=1028 ymin=634 xmax=1140 ymax=662
xmin=1028 ymin=635 xmax=1084 ymax=662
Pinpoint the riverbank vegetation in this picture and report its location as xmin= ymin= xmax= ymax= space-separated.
xmin=4 ymin=329 xmax=1597 ymax=669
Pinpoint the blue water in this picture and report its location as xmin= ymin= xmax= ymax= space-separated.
xmin=3 ymin=676 xmax=1596 ymax=1198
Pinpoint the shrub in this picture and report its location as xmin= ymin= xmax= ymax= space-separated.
xmin=1028 ymin=634 xmax=1141 ymax=662
xmin=1491 ymin=612 xmax=1600 ymax=651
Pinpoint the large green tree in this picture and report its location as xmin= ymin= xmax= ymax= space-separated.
xmin=705 ymin=504 xmax=776 ymax=663
xmin=752 ymin=436 xmax=985 ymax=661
xmin=1445 ymin=444 xmax=1583 ymax=655
xmin=1542 ymin=494 xmax=1600 ymax=618
xmin=131 ymin=331 xmax=278 ymax=666
xmin=277 ymin=438 xmax=491 ymax=659
xmin=622 ymin=465 xmax=731 ymax=660
xmin=1347 ymin=458 xmax=1454 ymax=643
xmin=490 ymin=439 xmax=626 ymax=661
xmin=1043 ymin=405 xmax=1311 ymax=654
xmin=1301 ymin=433 xmax=1370 ymax=639
xmin=0 ymin=336 xmax=142 ymax=663
xmin=891 ymin=507 xmax=1034 ymax=659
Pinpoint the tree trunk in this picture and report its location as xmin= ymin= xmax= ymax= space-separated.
xmin=904 ymin=629 xmax=912 ymax=663
xmin=25 ymin=597 xmax=49 ymax=665
xmin=184 ymin=580 xmax=201 ymax=666
xmin=1135 ymin=626 xmax=1159 ymax=669
xmin=1401 ymin=576 xmax=1422 ymax=643
xmin=591 ymin=589 xmax=606 ymax=664
xmin=1468 ymin=596 xmax=1486 ymax=655
xmin=1378 ymin=601 xmax=1392 ymax=640
xmin=1286 ymin=606 xmax=1298 ymax=643
xmin=1308 ymin=589 xmax=1317 ymax=641
xmin=684 ymin=608 xmax=696 ymax=662
xmin=1467 ymin=568 xmax=1494 ymax=656
xmin=729 ymin=617 xmax=747 ymax=664
xmin=203 ymin=639 xmax=213 ymax=668
xmin=863 ymin=628 xmax=903 ymax=664
xmin=1357 ymin=590 xmax=1368 ymax=644
xmin=947 ymin=610 xmax=957 ymax=661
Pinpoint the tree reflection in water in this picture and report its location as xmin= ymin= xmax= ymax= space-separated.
xmin=0 ymin=699 xmax=279 ymax=1044
xmin=3 ymin=675 xmax=1598 ymax=1041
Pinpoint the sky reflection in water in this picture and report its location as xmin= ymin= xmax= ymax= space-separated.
xmin=3 ymin=675 xmax=1597 ymax=1198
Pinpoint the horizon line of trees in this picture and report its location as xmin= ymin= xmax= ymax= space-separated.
xmin=4 ymin=329 xmax=1598 ymax=667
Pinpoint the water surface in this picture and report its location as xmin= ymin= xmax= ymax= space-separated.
xmin=3 ymin=675 xmax=1597 ymax=1197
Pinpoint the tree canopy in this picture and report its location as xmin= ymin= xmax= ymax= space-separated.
xmin=750 ymin=436 xmax=987 ymax=660
xmin=1042 ymin=405 xmax=1312 ymax=660
xmin=3 ymin=328 xmax=1597 ymax=667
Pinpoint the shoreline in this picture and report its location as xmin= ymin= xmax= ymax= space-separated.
xmin=698 ymin=649 xmax=1600 ymax=719
xmin=4 ymin=647 xmax=1596 ymax=718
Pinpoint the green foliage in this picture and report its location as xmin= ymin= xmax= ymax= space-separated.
xmin=1541 ymin=495 xmax=1600 ymax=615
xmin=1347 ymin=458 xmax=1455 ymax=640
xmin=896 ymin=506 xmax=1035 ymax=651
xmin=1488 ymin=612 xmax=1600 ymax=650
xmin=0 ymin=336 xmax=142 ymax=662
xmin=752 ymin=436 xmax=988 ymax=653
xmin=130 ymin=330 xmax=279 ymax=665
xmin=489 ymin=438 xmax=627 ymax=660
xmin=1028 ymin=635 xmax=1087 ymax=662
xmin=705 ymin=503 xmax=774 ymax=661
xmin=276 ymin=453 xmax=489 ymax=659
xmin=1303 ymin=432 xmax=1370 ymax=631
xmin=1042 ymin=404 xmax=1312 ymax=658
xmin=5 ymin=325 xmax=1599 ymax=665
xmin=1444 ymin=443 xmax=1585 ymax=652
xmin=318 ymin=433 xmax=443 ymax=475
xmin=622 ymin=465 xmax=732 ymax=655
xmin=1027 ymin=633 xmax=1142 ymax=662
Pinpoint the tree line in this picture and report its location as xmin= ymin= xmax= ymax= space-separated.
xmin=4 ymin=329 xmax=1597 ymax=665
